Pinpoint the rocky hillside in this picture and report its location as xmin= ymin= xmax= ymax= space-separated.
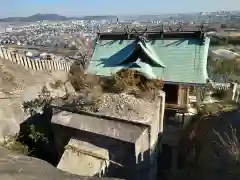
xmin=0 ymin=57 xmax=70 ymax=140
xmin=0 ymin=145 xmax=121 ymax=180
xmin=179 ymin=108 xmax=240 ymax=180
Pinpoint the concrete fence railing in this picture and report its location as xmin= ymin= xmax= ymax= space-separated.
xmin=0 ymin=47 xmax=71 ymax=72
xmin=210 ymin=81 xmax=240 ymax=103
xmin=228 ymin=83 xmax=240 ymax=103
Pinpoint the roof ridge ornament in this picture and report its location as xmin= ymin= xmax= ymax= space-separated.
xmin=199 ymin=23 xmax=206 ymax=44
xmin=124 ymin=26 xmax=130 ymax=39
xmin=168 ymin=23 xmax=182 ymax=32
xmin=123 ymin=26 xmax=148 ymax=42
xmin=132 ymin=28 xmax=148 ymax=43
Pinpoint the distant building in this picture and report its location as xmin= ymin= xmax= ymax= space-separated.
xmin=5 ymin=27 xmax=13 ymax=33
xmin=231 ymin=15 xmax=240 ymax=20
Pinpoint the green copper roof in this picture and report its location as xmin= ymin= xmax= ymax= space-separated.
xmin=114 ymin=40 xmax=166 ymax=68
xmin=138 ymin=41 xmax=166 ymax=67
xmin=114 ymin=58 xmax=158 ymax=79
xmin=87 ymin=37 xmax=210 ymax=84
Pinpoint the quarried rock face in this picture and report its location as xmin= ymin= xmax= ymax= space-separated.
xmin=0 ymin=100 xmax=23 ymax=142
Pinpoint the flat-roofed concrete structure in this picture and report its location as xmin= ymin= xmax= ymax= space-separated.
xmin=51 ymin=90 xmax=165 ymax=180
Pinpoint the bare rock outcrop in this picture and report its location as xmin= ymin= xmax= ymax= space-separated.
xmin=0 ymin=57 xmax=73 ymax=140
xmin=0 ymin=146 xmax=121 ymax=180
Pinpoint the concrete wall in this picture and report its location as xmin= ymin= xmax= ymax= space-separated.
xmin=0 ymin=47 xmax=71 ymax=72
xmin=52 ymin=124 xmax=136 ymax=180
xmin=135 ymin=91 xmax=166 ymax=180
xmin=135 ymin=128 xmax=150 ymax=180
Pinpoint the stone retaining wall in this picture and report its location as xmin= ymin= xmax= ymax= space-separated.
xmin=0 ymin=47 xmax=71 ymax=72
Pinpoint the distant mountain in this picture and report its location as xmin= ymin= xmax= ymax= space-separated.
xmin=0 ymin=14 xmax=68 ymax=22
xmin=0 ymin=14 xmax=118 ymax=22
xmin=27 ymin=13 xmax=68 ymax=21
xmin=78 ymin=15 xmax=118 ymax=21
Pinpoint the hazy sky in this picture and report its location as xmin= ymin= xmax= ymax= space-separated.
xmin=1 ymin=0 xmax=240 ymax=18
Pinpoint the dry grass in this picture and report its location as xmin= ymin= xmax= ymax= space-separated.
xmin=66 ymin=67 xmax=164 ymax=113
xmin=0 ymin=134 xmax=29 ymax=155
xmin=213 ymin=125 xmax=240 ymax=163
xmin=68 ymin=67 xmax=163 ymax=103
xmin=22 ymin=86 xmax=53 ymax=115
xmin=213 ymin=125 xmax=240 ymax=177
xmin=0 ymin=63 xmax=17 ymax=84
xmin=176 ymin=100 xmax=240 ymax=180
xmin=199 ymin=102 xmax=236 ymax=116
xmin=49 ymin=80 xmax=65 ymax=89
xmin=68 ymin=69 xmax=103 ymax=105
xmin=111 ymin=69 xmax=163 ymax=96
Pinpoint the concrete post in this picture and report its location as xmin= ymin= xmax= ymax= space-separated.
xmin=60 ymin=62 xmax=63 ymax=70
xmin=19 ymin=55 xmax=24 ymax=66
xmin=37 ymin=60 xmax=43 ymax=70
xmin=227 ymin=83 xmax=237 ymax=101
xmin=50 ymin=61 xmax=55 ymax=70
xmin=0 ymin=47 xmax=4 ymax=58
xmin=3 ymin=48 xmax=7 ymax=59
xmin=16 ymin=53 xmax=21 ymax=64
xmin=159 ymin=91 xmax=165 ymax=133
xmin=6 ymin=50 xmax=11 ymax=60
xmin=26 ymin=58 xmax=33 ymax=69
xmin=22 ymin=56 xmax=28 ymax=67
xmin=232 ymin=83 xmax=237 ymax=101
xmin=51 ymin=61 xmax=56 ymax=70
xmin=56 ymin=62 xmax=60 ymax=70
xmin=34 ymin=60 xmax=40 ymax=70
xmin=41 ymin=61 xmax=46 ymax=69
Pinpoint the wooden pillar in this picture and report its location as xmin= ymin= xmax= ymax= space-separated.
xmin=196 ymin=86 xmax=202 ymax=111
xmin=177 ymin=85 xmax=182 ymax=106
xmin=177 ymin=85 xmax=189 ymax=108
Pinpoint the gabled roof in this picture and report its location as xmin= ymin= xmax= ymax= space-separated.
xmin=115 ymin=58 xmax=158 ymax=79
xmin=87 ymin=31 xmax=210 ymax=85
xmin=127 ymin=59 xmax=157 ymax=79
xmin=137 ymin=40 xmax=166 ymax=67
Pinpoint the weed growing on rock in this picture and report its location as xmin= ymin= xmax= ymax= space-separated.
xmin=28 ymin=125 xmax=49 ymax=144
xmin=22 ymin=86 xmax=53 ymax=116
xmin=213 ymin=125 xmax=240 ymax=177
xmin=49 ymin=80 xmax=65 ymax=89
xmin=1 ymin=134 xmax=29 ymax=155
xmin=213 ymin=125 xmax=239 ymax=163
